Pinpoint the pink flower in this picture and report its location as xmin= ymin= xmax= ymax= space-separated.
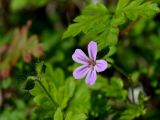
xmin=72 ymin=41 xmax=108 ymax=85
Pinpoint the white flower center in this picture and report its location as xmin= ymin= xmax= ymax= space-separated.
xmin=88 ymin=59 xmax=96 ymax=70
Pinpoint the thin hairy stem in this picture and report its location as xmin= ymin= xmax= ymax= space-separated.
xmin=112 ymin=64 xmax=135 ymax=103
xmin=35 ymin=77 xmax=58 ymax=108
xmin=120 ymin=17 xmax=141 ymax=37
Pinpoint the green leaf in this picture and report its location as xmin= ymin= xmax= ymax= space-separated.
xmin=63 ymin=4 xmax=109 ymax=39
xmin=105 ymin=77 xmax=127 ymax=100
xmin=10 ymin=0 xmax=28 ymax=11
xmin=52 ymin=68 xmax=65 ymax=87
xmin=90 ymin=76 xmax=127 ymax=101
xmin=95 ymin=25 xmax=119 ymax=51
xmin=63 ymin=1 xmax=159 ymax=55
xmin=54 ymin=77 xmax=75 ymax=109
xmin=110 ymin=77 xmax=123 ymax=88
xmin=65 ymin=111 xmax=87 ymax=120
xmin=138 ymin=92 xmax=149 ymax=104
xmin=54 ymin=108 xmax=63 ymax=120
xmin=116 ymin=0 xmax=159 ymax=20
xmin=36 ymin=63 xmax=46 ymax=75
xmin=107 ymin=46 xmax=117 ymax=57
xmin=116 ymin=0 xmax=130 ymax=11
xmin=0 ymin=99 xmax=26 ymax=120
xmin=1 ymin=78 xmax=11 ymax=89
xmin=29 ymin=65 xmax=60 ymax=119
xmin=29 ymin=64 xmax=80 ymax=119
xmin=62 ymin=4 xmax=114 ymax=51
xmin=82 ymin=3 xmax=109 ymax=15
xmin=10 ymin=0 xmax=48 ymax=11
xmin=65 ymin=77 xmax=76 ymax=101
xmin=63 ymin=3 xmax=119 ymax=51
xmin=66 ymin=81 xmax=91 ymax=114
xmin=89 ymin=75 xmax=108 ymax=90
xmin=120 ymin=104 xmax=146 ymax=120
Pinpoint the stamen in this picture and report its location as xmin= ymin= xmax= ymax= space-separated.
xmin=88 ymin=59 xmax=96 ymax=66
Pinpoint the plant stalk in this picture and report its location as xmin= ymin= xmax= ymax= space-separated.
xmin=36 ymin=77 xmax=58 ymax=108
xmin=112 ymin=64 xmax=135 ymax=103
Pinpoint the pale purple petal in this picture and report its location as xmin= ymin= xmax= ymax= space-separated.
xmin=85 ymin=68 xmax=97 ymax=85
xmin=73 ymin=65 xmax=89 ymax=79
xmin=72 ymin=49 xmax=89 ymax=64
xmin=95 ymin=60 xmax=108 ymax=72
xmin=88 ymin=41 xmax=97 ymax=60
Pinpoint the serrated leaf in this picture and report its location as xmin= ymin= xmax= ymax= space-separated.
xmin=82 ymin=3 xmax=109 ymax=15
xmin=120 ymin=104 xmax=146 ymax=120
xmin=29 ymin=64 xmax=81 ymax=119
xmin=116 ymin=0 xmax=159 ymax=20
xmin=62 ymin=3 xmax=109 ymax=42
xmin=116 ymin=0 xmax=130 ymax=11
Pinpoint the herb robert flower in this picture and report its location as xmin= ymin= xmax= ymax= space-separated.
xmin=72 ymin=41 xmax=108 ymax=85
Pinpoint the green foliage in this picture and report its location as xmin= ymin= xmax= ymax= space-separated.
xmin=1 ymin=0 xmax=160 ymax=120
xmin=29 ymin=63 xmax=89 ymax=120
xmin=1 ymin=78 xmax=11 ymax=89
xmin=63 ymin=3 xmax=116 ymax=51
xmin=105 ymin=77 xmax=127 ymax=100
xmin=10 ymin=0 xmax=48 ymax=11
xmin=0 ymin=99 xmax=26 ymax=120
xmin=54 ymin=108 xmax=63 ymax=120
xmin=63 ymin=1 xmax=159 ymax=54
xmin=149 ymin=35 xmax=160 ymax=60
xmin=119 ymin=103 xmax=146 ymax=120
xmin=0 ymin=109 xmax=26 ymax=120
xmin=63 ymin=4 xmax=109 ymax=39
xmin=29 ymin=64 xmax=128 ymax=119
xmin=65 ymin=111 xmax=87 ymax=120
xmin=66 ymin=80 xmax=90 ymax=114
xmin=91 ymin=76 xmax=127 ymax=101
xmin=10 ymin=0 xmax=27 ymax=11
xmin=116 ymin=0 xmax=159 ymax=20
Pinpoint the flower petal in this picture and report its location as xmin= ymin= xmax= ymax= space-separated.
xmin=88 ymin=41 xmax=97 ymax=60
xmin=72 ymin=49 xmax=89 ymax=64
xmin=73 ymin=65 xmax=89 ymax=79
xmin=85 ymin=68 xmax=97 ymax=85
xmin=95 ymin=60 xmax=108 ymax=72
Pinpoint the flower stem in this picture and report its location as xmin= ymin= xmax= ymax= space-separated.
xmin=112 ymin=64 xmax=135 ymax=103
xmin=120 ymin=17 xmax=141 ymax=37
xmin=35 ymin=77 xmax=58 ymax=108
xmin=112 ymin=64 xmax=128 ymax=79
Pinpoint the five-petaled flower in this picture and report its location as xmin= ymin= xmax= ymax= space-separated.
xmin=72 ymin=41 xmax=108 ymax=85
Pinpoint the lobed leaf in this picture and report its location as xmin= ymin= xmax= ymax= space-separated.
xmin=120 ymin=104 xmax=146 ymax=120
